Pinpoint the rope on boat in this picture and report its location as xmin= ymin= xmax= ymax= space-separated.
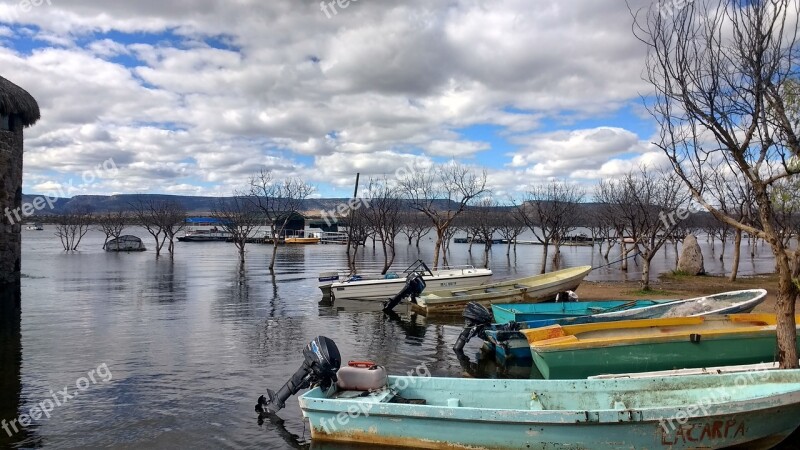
xmin=590 ymin=251 xmax=640 ymax=271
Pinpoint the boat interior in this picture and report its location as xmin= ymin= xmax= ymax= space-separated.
xmin=306 ymin=373 xmax=800 ymax=412
xmin=524 ymin=314 xmax=799 ymax=349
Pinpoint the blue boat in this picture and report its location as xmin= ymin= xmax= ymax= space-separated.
xmin=478 ymin=289 xmax=768 ymax=361
xmin=299 ymin=371 xmax=800 ymax=449
xmin=491 ymin=300 xmax=667 ymax=324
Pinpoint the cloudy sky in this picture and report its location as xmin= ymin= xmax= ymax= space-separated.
xmin=0 ymin=0 xmax=673 ymax=199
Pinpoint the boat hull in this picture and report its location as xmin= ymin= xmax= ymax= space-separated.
xmin=329 ymin=271 xmax=492 ymax=301
xmin=491 ymin=300 xmax=666 ymax=324
xmin=413 ymin=266 xmax=592 ymax=315
xmin=300 ymin=373 xmax=800 ymax=450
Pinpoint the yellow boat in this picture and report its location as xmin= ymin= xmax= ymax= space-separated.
xmin=523 ymin=313 xmax=800 ymax=379
xmin=284 ymin=236 xmax=320 ymax=244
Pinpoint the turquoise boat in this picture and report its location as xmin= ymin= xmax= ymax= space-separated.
xmin=491 ymin=300 xmax=667 ymax=324
xmin=299 ymin=371 xmax=800 ymax=449
xmin=481 ymin=289 xmax=767 ymax=362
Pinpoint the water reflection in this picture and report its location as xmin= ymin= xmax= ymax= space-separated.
xmin=0 ymin=283 xmax=39 ymax=448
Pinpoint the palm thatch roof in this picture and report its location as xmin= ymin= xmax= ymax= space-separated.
xmin=0 ymin=75 xmax=40 ymax=127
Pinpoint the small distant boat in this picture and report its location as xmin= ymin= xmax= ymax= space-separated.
xmin=320 ymin=260 xmax=492 ymax=301
xmin=25 ymin=223 xmax=43 ymax=230
xmin=413 ymin=265 xmax=592 ymax=315
xmin=524 ymin=313 xmax=800 ymax=379
xmin=299 ymin=371 xmax=800 ymax=449
xmin=104 ymin=235 xmax=146 ymax=252
xmin=284 ymin=230 xmax=321 ymax=244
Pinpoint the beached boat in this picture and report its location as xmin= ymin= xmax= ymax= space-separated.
xmin=491 ymin=299 xmax=669 ymax=324
xmin=524 ymin=313 xmax=800 ymax=379
xmin=319 ymin=260 xmax=492 ymax=301
xmin=299 ymin=371 xmax=800 ymax=449
xmin=482 ymin=289 xmax=767 ymax=361
xmin=412 ymin=265 xmax=592 ymax=315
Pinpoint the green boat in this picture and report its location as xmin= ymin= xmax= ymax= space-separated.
xmin=299 ymin=371 xmax=800 ymax=449
xmin=524 ymin=313 xmax=800 ymax=379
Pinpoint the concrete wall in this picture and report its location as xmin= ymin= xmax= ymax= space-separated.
xmin=0 ymin=126 xmax=22 ymax=285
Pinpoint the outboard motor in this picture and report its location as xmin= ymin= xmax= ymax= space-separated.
xmin=382 ymin=272 xmax=426 ymax=312
xmin=452 ymin=302 xmax=494 ymax=352
xmin=255 ymin=336 xmax=341 ymax=416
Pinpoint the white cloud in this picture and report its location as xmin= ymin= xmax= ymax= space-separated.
xmin=0 ymin=0 xmax=664 ymax=196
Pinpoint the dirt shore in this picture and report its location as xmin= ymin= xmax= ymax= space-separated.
xmin=575 ymin=272 xmax=783 ymax=313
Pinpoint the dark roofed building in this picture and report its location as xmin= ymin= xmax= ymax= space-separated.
xmin=1 ymin=76 xmax=40 ymax=285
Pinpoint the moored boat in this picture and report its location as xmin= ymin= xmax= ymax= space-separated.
xmin=299 ymin=371 xmax=800 ymax=449
xmin=491 ymin=299 xmax=669 ymax=324
xmin=524 ymin=313 xmax=800 ymax=379
xmin=481 ymin=289 xmax=767 ymax=361
xmin=413 ymin=265 xmax=592 ymax=315
xmin=319 ymin=260 xmax=492 ymax=301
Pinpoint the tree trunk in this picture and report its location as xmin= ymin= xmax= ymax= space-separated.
xmin=506 ymin=241 xmax=512 ymax=256
xmin=641 ymin=254 xmax=652 ymax=291
xmin=269 ymin=240 xmax=279 ymax=272
xmin=775 ymin=251 xmax=799 ymax=368
xmin=432 ymin=230 xmax=443 ymax=269
xmin=468 ymin=238 xmax=474 ymax=253
xmin=381 ymin=240 xmax=389 ymax=275
xmin=540 ymin=243 xmax=549 ymax=274
xmin=730 ymin=228 xmax=742 ymax=282
xmin=621 ymin=240 xmax=628 ymax=271
xmin=239 ymin=243 xmax=246 ymax=263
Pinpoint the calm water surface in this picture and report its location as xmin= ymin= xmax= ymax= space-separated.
xmin=1 ymin=228 xmax=792 ymax=449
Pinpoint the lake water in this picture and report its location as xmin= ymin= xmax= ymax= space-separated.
xmin=0 ymin=228 xmax=793 ymax=449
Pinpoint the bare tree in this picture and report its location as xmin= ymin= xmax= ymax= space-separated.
xmin=634 ymin=0 xmax=800 ymax=366
xmin=398 ymin=211 xmax=431 ymax=247
xmin=516 ymin=180 xmax=585 ymax=273
xmin=360 ymin=177 xmax=402 ymax=274
xmin=399 ymin=163 xmax=487 ymax=269
xmin=469 ymin=198 xmax=501 ymax=267
xmin=212 ymin=194 xmax=262 ymax=263
xmin=496 ymin=208 xmax=526 ymax=256
xmin=95 ymin=209 xmax=128 ymax=250
xmin=129 ymin=197 xmax=186 ymax=257
xmin=249 ymin=169 xmax=314 ymax=272
xmin=596 ymin=166 xmax=688 ymax=290
xmin=54 ymin=206 xmax=93 ymax=251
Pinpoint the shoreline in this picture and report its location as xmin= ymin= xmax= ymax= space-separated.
xmin=575 ymin=273 xmax=782 ymax=313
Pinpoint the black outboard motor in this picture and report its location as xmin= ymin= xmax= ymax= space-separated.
xmin=255 ymin=336 xmax=341 ymax=417
xmin=382 ymin=272 xmax=426 ymax=312
xmin=452 ymin=302 xmax=494 ymax=352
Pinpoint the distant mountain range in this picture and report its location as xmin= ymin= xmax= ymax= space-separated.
xmin=19 ymin=193 xmax=365 ymax=216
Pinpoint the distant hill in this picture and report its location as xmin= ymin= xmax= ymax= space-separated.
xmin=18 ymin=193 xmax=461 ymax=217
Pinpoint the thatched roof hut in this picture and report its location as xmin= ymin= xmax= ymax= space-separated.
xmin=0 ymin=75 xmax=40 ymax=127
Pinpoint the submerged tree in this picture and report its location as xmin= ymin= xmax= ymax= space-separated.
xmin=400 ymin=163 xmax=487 ymax=269
xmin=54 ymin=205 xmax=93 ymax=251
xmin=516 ymin=180 xmax=584 ymax=273
xmin=249 ymin=169 xmax=314 ymax=272
xmin=212 ymin=194 xmax=262 ymax=263
xmin=633 ymin=0 xmax=800 ymax=366
xmin=360 ymin=177 xmax=403 ymax=274
xmin=95 ymin=209 xmax=128 ymax=250
xmin=128 ymin=197 xmax=186 ymax=257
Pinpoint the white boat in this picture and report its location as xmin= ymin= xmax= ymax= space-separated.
xmin=177 ymin=217 xmax=232 ymax=242
xmin=319 ymin=260 xmax=492 ymax=301
xmin=25 ymin=222 xmax=43 ymax=230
